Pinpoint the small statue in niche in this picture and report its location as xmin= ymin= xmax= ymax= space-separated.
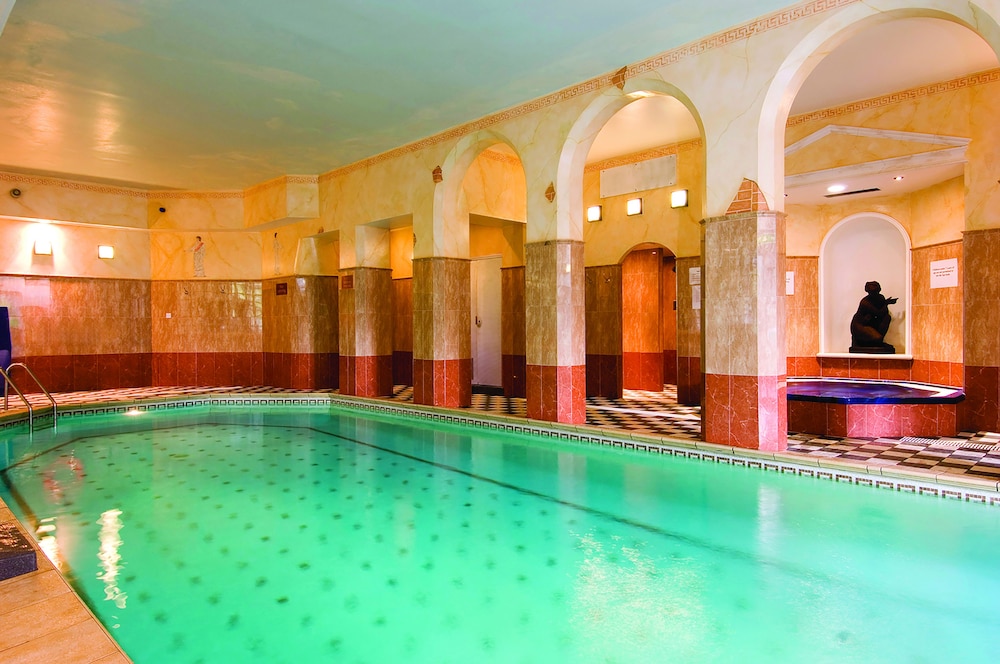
xmin=849 ymin=281 xmax=897 ymax=353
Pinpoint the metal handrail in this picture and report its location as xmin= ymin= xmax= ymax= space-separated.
xmin=2 ymin=362 xmax=58 ymax=432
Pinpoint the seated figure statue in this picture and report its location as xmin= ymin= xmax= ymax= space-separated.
xmin=849 ymin=281 xmax=897 ymax=353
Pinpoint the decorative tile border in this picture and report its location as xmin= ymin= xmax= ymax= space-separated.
xmin=2 ymin=392 xmax=997 ymax=504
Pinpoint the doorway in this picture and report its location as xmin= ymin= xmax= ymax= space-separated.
xmin=470 ymin=255 xmax=502 ymax=390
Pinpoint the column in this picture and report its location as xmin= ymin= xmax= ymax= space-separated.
xmin=675 ymin=256 xmax=703 ymax=406
xmin=963 ymin=229 xmax=1000 ymax=431
xmin=584 ymin=265 xmax=622 ymax=398
xmin=702 ymin=210 xmax=786 ymax=450
xmin=525 ymin=240 xmax=585 ymax=423
xmin=501 ymin=266 xmax=527 ymax=398
xmin=412 ymin=257 xmax=471 ymax=407
xmin=338 ymin=267 xmax=393 ymax=397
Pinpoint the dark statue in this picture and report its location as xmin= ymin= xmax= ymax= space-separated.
xmin=849 ymin=281 xmax=897 ymax=353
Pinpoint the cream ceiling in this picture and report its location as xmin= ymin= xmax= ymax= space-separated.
xmin=0 ymin=2 xmax=995 ymax=193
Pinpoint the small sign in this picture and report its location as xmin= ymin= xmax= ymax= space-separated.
xmin=930 ymin=258 xmax=958 ymax=289
xmin=275 ymin=282 xmax=288 ymax=296
xmin=691 ymin=285 xmax=701 ymax=310
xmin=785 ymin=271 xmax=795 ymax=295
xmin=689 ymin=266 xmax=701 ymax=286
xmin=341 ymin=274 xmax=354 ymax=290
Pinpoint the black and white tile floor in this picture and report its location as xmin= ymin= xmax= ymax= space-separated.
xmin=5 ymin=384 xmax=1000 ymax=480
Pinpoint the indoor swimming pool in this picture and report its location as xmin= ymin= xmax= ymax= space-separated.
xmin=1 ymin=405 xmax=998 ymax=663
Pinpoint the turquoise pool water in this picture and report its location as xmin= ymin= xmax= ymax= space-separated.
xmin=1 ymin=405 xmax=998 ymax=663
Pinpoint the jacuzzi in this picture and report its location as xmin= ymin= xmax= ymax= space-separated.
xmin=787 ymin=377 xmax=964 ymax=438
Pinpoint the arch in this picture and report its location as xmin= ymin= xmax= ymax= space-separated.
xmin=430 ymin=129 xmax=525 ymax=259
xmin=819 ymin=212 xmax=912 ymax=355
xmin=554 ymin=78 xmax=706 ymax=243
xmin=758 ymin=1 xmax=1000 ymax=210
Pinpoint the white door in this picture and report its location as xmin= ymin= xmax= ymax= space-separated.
xmin=470 ymin=256 xmax=502 ymax=387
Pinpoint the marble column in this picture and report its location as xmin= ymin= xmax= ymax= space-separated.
xmin=412 ymin=257 xmax=471 ymax=407
xmin=525 ymin=240 xmax=585 ymax=423
xmin=675 ymin=256 xmax=702 ymax=406
xmin=501 ymin=266 xmax=527 ymax=398
xmin=262 ymin=276 xmax=339 ymax=389
xmin=338 ymin=267 xmax=393 ymax=397
xmin=702 ymin=211 xmax=786 ymax=450
xmin=963 ymin=229 xmax=1000 ymax=431
xmin=584 ymin=265 xmax=622 ymax=398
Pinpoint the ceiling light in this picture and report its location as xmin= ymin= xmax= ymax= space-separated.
xmin=98 ymin=245 xmax=115 ymax=259
xmin=892 ymin=175 xmax=904 ymax=181
xmin=626 ymin=198 xmax=642 ymax=216
xmin=826 ymin=184 xmax=847 ymax=193
xmin=670 ymin=189 xmax=688 ymax=208
xmin=586 ymin=205 xmax=602 ymax=222
xmin=33 ymin=239 xmax=52 ymax=256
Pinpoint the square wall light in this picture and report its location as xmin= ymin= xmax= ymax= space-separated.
xmin=670 ymin=189 xmax=689 ymax=208
xmin=586 ymin=205 xmax=602 ymax=222
xmin=626 ymin=198 xmax=642 ymax=216
xmin=98 ymin=245 xmax=115 ymax=259
xmin=33 ymin=239 xmax=52 ymax=256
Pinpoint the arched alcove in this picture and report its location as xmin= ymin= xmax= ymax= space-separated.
xmin=820 ymin=213 xmax=911 ymax=356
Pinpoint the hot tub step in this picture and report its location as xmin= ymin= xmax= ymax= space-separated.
xmin=0 ymin=521 xmax=38 ymax=582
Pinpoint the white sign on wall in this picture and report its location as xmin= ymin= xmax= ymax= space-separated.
xmin=785 ymin=271 xmax=795 ymax=295
xmin=691 ymin=285 xmax=701 ymax=310
xmin=930 ymin=258 xmax=958 ymax=289
xmin=689 ymin=266 xmax=701 ymax=286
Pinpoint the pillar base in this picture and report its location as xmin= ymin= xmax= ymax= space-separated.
xmin=527 ymin=364 xmax=586 ymax=424
xmin=339 ymin=355 xmax=392 ymax=397
xmin=413 ymin=358 xmax=472 ymax=408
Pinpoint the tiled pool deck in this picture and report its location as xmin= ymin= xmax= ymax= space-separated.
xmin=2 ymin=383 xmax=999 ymax=662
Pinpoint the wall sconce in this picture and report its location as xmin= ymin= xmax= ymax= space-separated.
xmin=670 ymin=189 xmax=689 ymax=208
xmin=586 ymin=205 xmax=602 ymax=222
xmin=33 ymin=239 xmax=52 ymax=256
xmin=626 ymin=198 xmax=642 ymax=216
xmin=98 ymin=245 xmax=115 ymax=259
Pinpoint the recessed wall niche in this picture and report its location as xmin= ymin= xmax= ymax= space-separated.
xmin=819 ymin=213 xmax=911 ymax=356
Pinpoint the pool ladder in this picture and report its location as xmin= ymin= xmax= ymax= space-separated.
xmin=1 ymin=363 xmax=57 ymax=433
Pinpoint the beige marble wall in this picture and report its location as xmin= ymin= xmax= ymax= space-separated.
xmin=1 ymin=276 xmax=151 ymax=355
xmin=786 ymin=177 xmax=963 ymax=257
xmin=243 ymin=176 xmax=320 ymax=228
xmin=0 ymin=218 xmax=151 ymax=280
xmin=390 ymin=227 xmax=415 ymax=279
xmin=785 ymin=256 xmax=819 ymax=358
xmin=0 ymin=172 xmax=148 ymax=228
xmin=583 ymin=143 xmax=704 ymax=265
xmin=470 ymin=224 xmax=525 ymax=267
xmin=151 ymin=231 xmax=263 ymax=281
xmin=584 ymin=265 xmax=622 ymax=356
xmin=911 ymin=242 xmax=963 ymax=364
xmin=412 ymin=257 xmax=470 ymax=361
xmin=262 ymin=276 xmax=338 ymax=354
xmin=525 ymin=240 xmax=584 ymax=367
xmin=703 ymin=211 xmax=785 ymax=377
xmin=151 ymin=280 xmax=262 ymax=353
xmin=675 ymin=256 xmax=702 ymax=359
xmin=463 ymin=151 xmax=527 ymax=223
xmin=963 ymin=230 xmax=1000 ymax=368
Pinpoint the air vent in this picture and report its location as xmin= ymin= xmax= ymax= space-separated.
xmin=824 ymin=187 xmax=881 ymax=198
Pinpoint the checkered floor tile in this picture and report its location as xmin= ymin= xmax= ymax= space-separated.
xmin=5 ymin=383 xmax=1000 ymax=479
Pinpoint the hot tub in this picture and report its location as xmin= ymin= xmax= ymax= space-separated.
xmin=787 ymin=377 xmax=964 ymax=438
